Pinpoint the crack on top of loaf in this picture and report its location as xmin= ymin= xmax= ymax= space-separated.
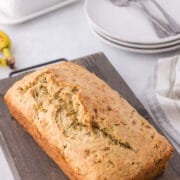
xmin=17 ymin=71 xmax=50 ymax=95
xmin=17 ymin=71 xmax=135 ymax=152
xmin=91 ymin=122 xmax=134 ymax=151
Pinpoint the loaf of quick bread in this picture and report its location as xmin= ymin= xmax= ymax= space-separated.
xmin=5 ymin=62 xmax=173 ymax=180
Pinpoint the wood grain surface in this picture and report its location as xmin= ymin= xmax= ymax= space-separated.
xmin=0 ymin=52 xmax=179 ymax=180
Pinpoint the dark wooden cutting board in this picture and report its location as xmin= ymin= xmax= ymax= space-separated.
xmin=0 ymin=53 xmax=179 ymax=180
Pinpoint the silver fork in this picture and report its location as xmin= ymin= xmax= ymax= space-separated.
xmin=110 ymin=0 xmax=175 ymax=38
xmin=151 ymin=0 xmax=180 ymax=33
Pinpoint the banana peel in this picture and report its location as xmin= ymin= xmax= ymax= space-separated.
xmin=0 ymin=58 xmax=7 ymax=66
xmin=0 ymin=31 xmax=15 ymax=69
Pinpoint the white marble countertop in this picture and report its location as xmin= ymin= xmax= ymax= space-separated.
xmin=0 ymin=1 xmax=180 ymax=179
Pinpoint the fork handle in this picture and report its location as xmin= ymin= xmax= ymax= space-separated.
xmin=151 ymin=0 xmax=180 ymax=33
xmin=148 ymin=18 xmax=170 ymax=38
xmin=138 ymin=0 xmax=174 ymax=36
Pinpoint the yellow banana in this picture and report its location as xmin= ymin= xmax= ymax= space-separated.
xmin=0 ymin=31 xmax=15 ymax=68
xmin=0 ymin=58 xmax=7 ymax=66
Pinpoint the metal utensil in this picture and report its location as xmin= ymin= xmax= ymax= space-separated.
xmin=138 ymin=0 xmax=174 ymax=36
xmin=110 ymin=0 xmax=174 ymax=38
xmin=151 ymin=0 xmax=180 ymax=33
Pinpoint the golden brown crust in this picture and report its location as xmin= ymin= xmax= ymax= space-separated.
xmin=4 ymin=62 xmax=173 ymax=180
xmin=5 ymin=94 xmax=83 ymax=180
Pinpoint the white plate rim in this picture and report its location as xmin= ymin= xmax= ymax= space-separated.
xmin=92 ymin=27 xmax=180 ymax=54
xmin=0 ymin=0 xmax=79 ymax=25
xmin=91 ymin=23 xmax=180 ymax=49
xmin=84 ymin=0 xmax=180 ymax=45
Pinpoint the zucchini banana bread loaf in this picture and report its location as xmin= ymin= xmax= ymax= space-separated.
xmin=5 ymin=62 xmax=173 ymax=180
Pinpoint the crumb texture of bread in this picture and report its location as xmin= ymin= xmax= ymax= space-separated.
xmin=5 ymin=62 xmax=173 ymax=180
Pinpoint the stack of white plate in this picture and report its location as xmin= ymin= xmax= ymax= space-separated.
xmin=85 ymin=0 xmax=180 ymax=54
